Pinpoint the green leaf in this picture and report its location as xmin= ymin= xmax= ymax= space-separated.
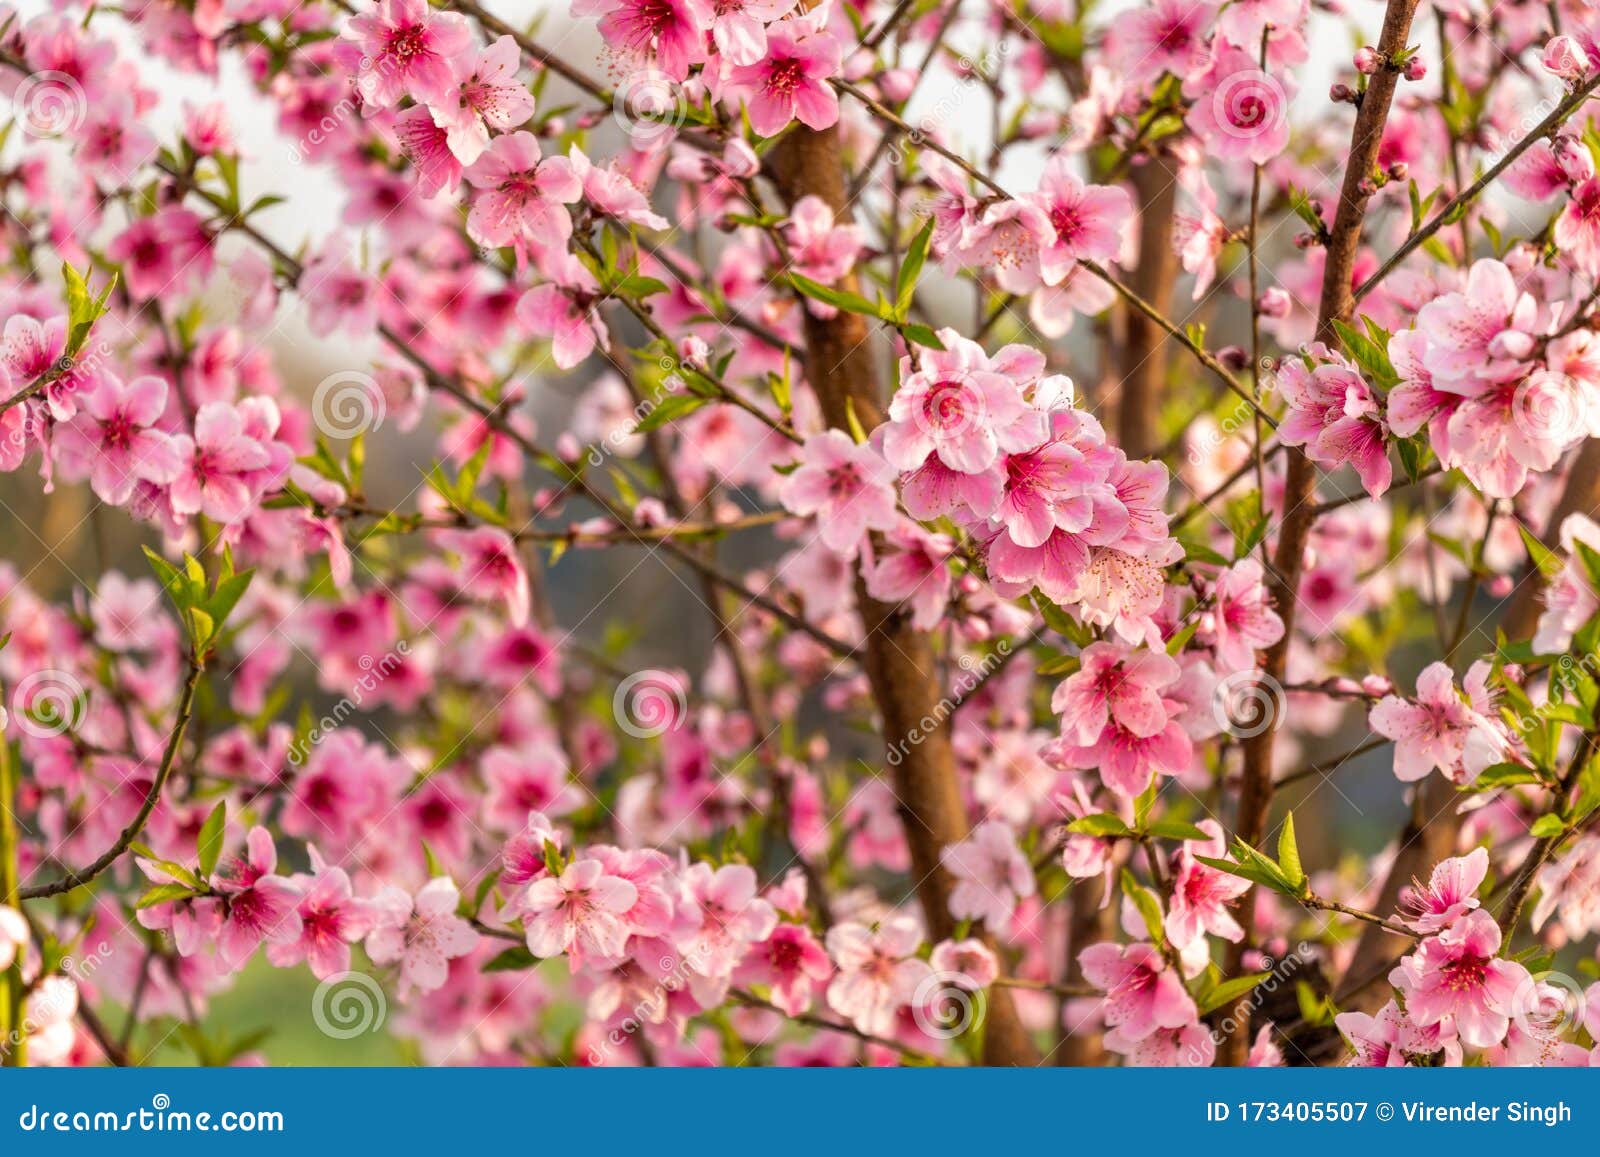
xmin=1529 ymin=814 xmax=1565 ymax=839
xmin=634 ymin=393 xmax=708 ymax=433
xmin=895 ymin=217 xmax=936 ymax=320
xmin=1120 ymin=869 xmax=1165 ymax=944
xmin=788 ymin=273 xmax=882 ymax=319
xmin=482 ymin=946 xmax=539 ymax=973
xmin=1519 ymin=525 xmax=1564 ymax=580
xmin=1330 ymin=319 xmax=1398 ymax=389
xmin=1198 ymin=971 xmax=1272 ymax=1015
xmin=1277 ymin=811 xmax=1305 ymax=891
xmin=1146 ymin=819 xmax=1211 ymax=842
xmin=900 ymin=323 xmax=946 ymax=350
xmin=197 ymin=801 xmax=227 ymax=880
xmin=1066 ymin=813 xmax=1133 ymax=837
xmin=136 ymin=883 xmax=198 ymax=910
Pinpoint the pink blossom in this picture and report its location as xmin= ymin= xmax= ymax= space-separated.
xmin=777 ymin=429 xmax=900 ymax=556
xmin=942 ymin=820 xmax=1036 ymax=928
xmin=736 ymin=922 xmax=831 ymax=1016
xmin=1029 ymin=161 xmax=1132 ymax=282
xmin=52 ymin=374 xmax=182 ymax=504
xmin=1079 ymin=940 xmax=1198 ymax=1041
xmin=341 ymin=0 xmax=473 ymax=109
xmin=520 ymin=858 xmax=638 ymax=967
xmin=168 ymin=402 xmax=272 ymax=523
xmin=824 ymin=917 xmax=931 ymax=1035
xmin=1164 ymin=821 xmax=1250 ymax=948
xmin=427 ymin=35 xmax=536 ymax=164
xmin=1052 ymin=641 xmax=1182 ymax=745
xmin=1400 ymin=847 xmax=1489 ymax=934
xmin=1201 ymin=559 xmax=1285 ymax=672
xmin=211 ymin=826 xmax=304 ymax=972
xmin=721 ymin=17 xmax=841 ymax=137
xmin=1389 ymin=910 xmax=1530 ymax=1049
xmin=366 ymin=878 xmax=481 ymax=996
xmin=464 ymin=132 xmax=582 ymax=263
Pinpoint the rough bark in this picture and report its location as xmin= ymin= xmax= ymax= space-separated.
xmin=1220 ymin=0 xmax=1423 ymax=1064
xmin=768 ymin=125 xmax=1038 ymax=1065
xmin=1115 ymin=153 xmax=1180 ymax=459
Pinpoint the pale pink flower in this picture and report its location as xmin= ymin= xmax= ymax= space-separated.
xmin=736 ymin=922 xmax=831 ymax=1016
xmin=211 ymin=826 xmax=304 ymax=972
xmin=784 ymin=195 xmax=865 ymax=288
xmin=341 ymin=0 xmax=473 ymax=109
xmin=439 ymin=527 xmax=531 ymax=627
xmin=427 ymin=35 xmax=536 ymax=164
xmin=520 ymin=858 xmax=638 ymax=966
xmin=1164 ymin=820 xmax=1250 ymax=948
xmin=863 ymin=525 xmax=954 ymax=630
xmin=366 ymin=878 xmax=481 ymax=996
xmin=1201 ymin=558 xmax=1285 ymax=672
xmin=1369 ymin=661 xmax=1502 ymax=783
xmin=1052 ymin=641 xmax=1182 ymax=745
xmin=721 ymin=17 xmax=841 ymax=137
xmin=267 ymin=859 xmax=377 ymax=980
xmin=778 ymin=430 xmax=899 ymax=556
xmin=1555 ymin=177 xmax=1600 ymax=276
xmin=929 ymin=938 xmax=1000 ymax=989
xmin=52 ymin=374 xmax=182 ymax=504
xmin=577 ymin=0 xmax=709 ymax=80
xmin=1400 ymin=847 xmax=1489 ymax=934
xmin=709 ymin=0 xmax=798 ymax=64
xmin=882 ymin=331 xmax=1046 ymax=474
xmin=1079 ymin=940 xmax=1198 ymax=1041
xmin=824 ymin=917 xmax=931 ymax=1035
xmin=1389 ymin=910 xmax=1530 ymax=1049
xmin=941 ymin=820 xmax=1036 ymax=928
xmin=1336 ymin=999 xmax=1459 ymax=1066
xmin=464 ymin=132 xmax=582 ymax=262
xmin=0 ymin=904 xmax=26 ymax=972
xmin=1029 ymin=161 xmax=1132 ymax=282
xmin=168 ymin=402 xmax=271 ymax=523
xmin=1533 ymin=514 xmax=1600 ymax=653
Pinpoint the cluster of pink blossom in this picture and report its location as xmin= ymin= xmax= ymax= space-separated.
xmin=3 ymin=0 xmax=1600 ymax=1074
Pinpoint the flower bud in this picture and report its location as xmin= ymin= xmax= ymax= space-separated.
xmin=1542 ymin=35 xmax=1589 ymax=82
xmin=1354 ymin=46 xmax=1380 ymax=74
xmin=1256 ymin=288 xmax=1291 ymax=318
xmin=1403 ymin=56 xmax=1426 ymax=81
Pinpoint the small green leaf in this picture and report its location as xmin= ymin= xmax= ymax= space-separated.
xmin=1529 ymin=814 xmax=1565 ymax=839
xmin=1277 ymin=811 xmax=1305 ymax=891
xmin=197 ymin=801 xmax=227 ymax=880
xmin=1066 ymin=813 xmax=1133 ymax=837
xmin=136 ymin=883 xmax=198 ymax=910
xmin=482 ymin=946 xmax=539 ymax=973
xmin=1198 ymin=970 xmax=1272 ymax=1014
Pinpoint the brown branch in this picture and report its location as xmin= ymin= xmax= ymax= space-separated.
xmin=19 ymin=657 xmax=203 ymax=900
xmin=1221 ymin=0 xmax=1424 ymax=1065
xmin=769 ymin=49 xmax=1037 ymax=1065
xmin=1116 ymin=153 xmax=1180 ymax=459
